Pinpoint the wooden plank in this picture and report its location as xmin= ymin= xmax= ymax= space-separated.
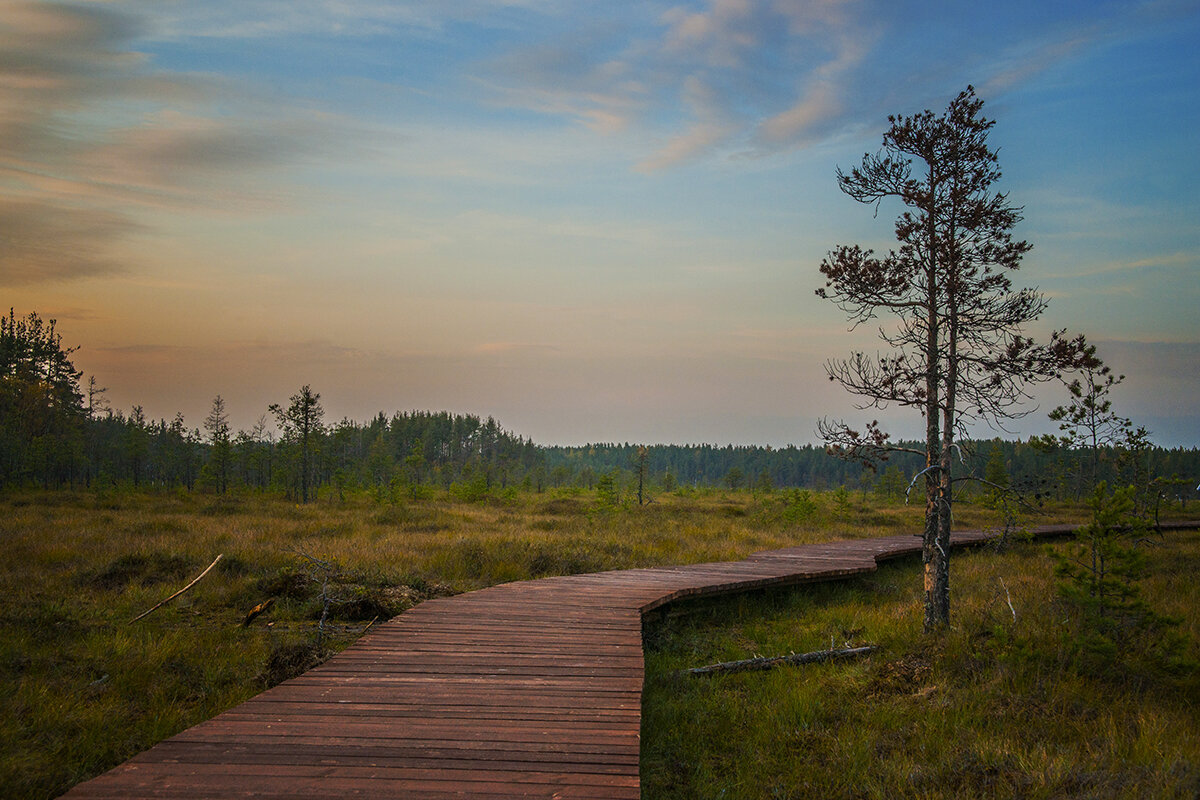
xmin=257 ymin=685 xmax=644 ymax=705
xmin=179 ymin=702 xmax=648 ymax=723
xmin=140 ymin=739 xmax=641 ymax=767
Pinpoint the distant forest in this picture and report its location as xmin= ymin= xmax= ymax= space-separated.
xmin=3 ymin=309 xmax=1198 ymax=501
xmin=8 ymin=403 xmax=1200 ymax=504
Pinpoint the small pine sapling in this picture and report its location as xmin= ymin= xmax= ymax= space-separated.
xmin=1055 ymin=483 xmax=1191 ymax=677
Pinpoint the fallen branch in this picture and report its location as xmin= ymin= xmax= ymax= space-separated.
xmin=242 ymin=597 xmax=276 ymax=627
xmin=688 ymin=645 xmax=877 ymax=676
xmin=130 ymin=554 xmax=223 ymax=623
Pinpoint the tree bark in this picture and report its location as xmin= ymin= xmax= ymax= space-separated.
xmin=922 ymin=158 xmax=945 ymax=632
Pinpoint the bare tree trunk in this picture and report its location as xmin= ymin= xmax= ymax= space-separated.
xmin=929 ymin=436 xmax=954 ymax=629
xmin=928 ymin=281 xmax=959 ymax=631
xmin=922 ymin=452 xmax=941 ymax=632
xmin=922 ymin=174 xmax=944 ymax=633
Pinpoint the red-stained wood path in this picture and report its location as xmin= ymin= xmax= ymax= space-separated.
xmin=60 ymin=523 xmax=1099 ymax=799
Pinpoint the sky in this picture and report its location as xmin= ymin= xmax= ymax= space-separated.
xmin=3 ymin=0 xmax=1199 ymax=447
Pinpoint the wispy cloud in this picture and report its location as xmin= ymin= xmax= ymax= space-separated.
xmin=128 ymin=0 xmax=559 ymax=40
xmin=480 ymin=26 xmax=649 ymax=133
xmin=480 ymin=0 xmax=875 ymax=170
xmin=637 ymin=75 xmax=739 ymax=171
xmin=979 ymin=34 xmax=1095 ymax=96
xmin=1045 ymin=250 xmax=1199 ymax=280
xmin=0 ymin=1 xmax=359 ymax=286
xmin=974 ymin=0 xmax=1200 ymax=98
xmin=755 ymin=22 xmax=872 ymax=148
xmin=474 ymin=341 xmax=562 ymax=355
xmin=755 ymin=73 xmax=845 ymax=147
xmin=95 ymin=339 xmax=370 ymax=366
xmin=976 ymin=17 xmax=1104 ymax=98
xmin=0 ymin=199 xmax=136 ymax=286
xmin=75 ymin=110 xmax=346 ymax=211
xmin=473 ymin=0 xmax=1194 ymax=173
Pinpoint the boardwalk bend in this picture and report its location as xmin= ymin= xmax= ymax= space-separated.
xmin=61 ymin=522 xmax=1191 ymax=799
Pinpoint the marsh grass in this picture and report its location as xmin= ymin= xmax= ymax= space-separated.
xmin=0 ymin=484 xmax=1165 ymax=799
xmin=641 ymin=530 xmax=1200 ymax=799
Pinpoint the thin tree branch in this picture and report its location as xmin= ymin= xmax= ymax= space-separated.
xmin=131 ymin=554 xmax=223 ymax=623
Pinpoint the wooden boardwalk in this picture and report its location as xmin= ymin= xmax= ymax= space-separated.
xmin=61 ymin=524 xmax=1087 ymax=799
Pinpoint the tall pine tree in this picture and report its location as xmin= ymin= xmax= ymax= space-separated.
xmin=817 ymin=88 xmax=1084 ymax=630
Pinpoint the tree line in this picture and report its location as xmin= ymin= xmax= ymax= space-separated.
xmin=10 ymin=390 xmax=543 ymax=501
xmin=2 ymin=307 xmax=1197 ymax=502
xmin=544 ymin=439 xmax=1197 ymax=503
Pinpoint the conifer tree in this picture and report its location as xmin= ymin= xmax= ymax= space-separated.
xmin=1048 ymin=343 xmax=1131 ymax=492
xmin=0 ymin=310 xmax=86 ymax=486
xmin=816 ymin=87 xmax=1084 ymax=630
xmin=204 ymin=395 xmax=232 ymax=493
xmin=270 ymin=385 xmax=325 ymax=503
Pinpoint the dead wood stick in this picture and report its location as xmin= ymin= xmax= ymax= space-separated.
xmin=242 ymin=597 xmax=275 ymax=627
xmin=130 ymin=554 xmax=223 ymax=623
xmin=688 ymin=645 xmax=877 ymax=676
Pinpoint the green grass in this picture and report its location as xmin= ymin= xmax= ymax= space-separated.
xmin=641 ymin=530 xmax=1200 ymax=799
xmin=0 ymin=484 xmax=1187 ymax=799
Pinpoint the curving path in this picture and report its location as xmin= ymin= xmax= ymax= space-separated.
xmin=61 ymin=523 xmax=1101 ymax=798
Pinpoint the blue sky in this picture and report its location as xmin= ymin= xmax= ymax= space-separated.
xmin=3 ymin=0 xmax=1198 ymax=446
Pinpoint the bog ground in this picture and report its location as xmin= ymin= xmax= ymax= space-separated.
xmin=2 ymin=488 xmax=1196 ymax=799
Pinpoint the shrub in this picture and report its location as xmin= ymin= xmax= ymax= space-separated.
xmin=595 ymin=471 xmax=620 ymax=509
xmin=782 ymin=489 xmax=817 ymax=523
xmin=451 ymin=474 xmax=490 ymax=503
